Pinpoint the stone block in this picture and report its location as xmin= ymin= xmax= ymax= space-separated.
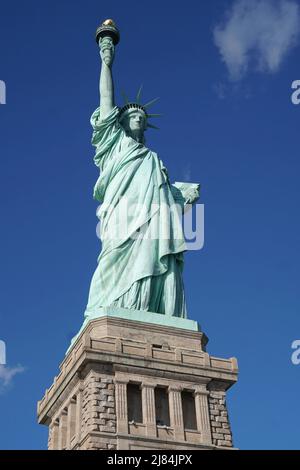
xmin=212 ymin=433 xmax=224 ymax=440
xmin=212 ymin=421 xmax=222 ymax=428
xmin=100 ymin=425 xmax=116 ymax=433
xmin=221 ymin=428 xmax=231 ymax=435
xmin=218 ymin=440 xmax=232 ymax=447
xmin=216 ymin=416 xmax=228 ymax=423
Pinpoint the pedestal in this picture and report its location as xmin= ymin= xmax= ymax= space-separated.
xmin=37 ymin=313 xmax=238 ymax=450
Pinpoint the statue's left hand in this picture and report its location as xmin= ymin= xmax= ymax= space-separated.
xmin=172 ymin=182 xmax=200 ymax=207
xmin=184 ymin=187 xmax=200 ymax=204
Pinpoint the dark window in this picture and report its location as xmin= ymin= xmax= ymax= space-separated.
xmin=127 ymin=383 xmax=143 ymax=423
xmin=182 ymin=391 xmax=197 ymax=430
xmin=155 ymin=387 xmax=170 ymax=426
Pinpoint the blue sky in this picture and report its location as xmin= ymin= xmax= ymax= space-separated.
xmin=0 ymin=0 xmax=300 ymax=450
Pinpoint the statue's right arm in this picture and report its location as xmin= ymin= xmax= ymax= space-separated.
xmin=99 ymin=37 xmax=115 ymax=120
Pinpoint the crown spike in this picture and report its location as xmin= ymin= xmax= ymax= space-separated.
xmin=136 ymin=85 xmax=143 ymax=104
xmin=147 ymin=113 xmax=162 ymax=118
xmin=121 ymin=90 xmax=129 ymax=104
xmin=143 ymin=97 xmax=160 ymax=108
xmin=147 ymin=123 xmax=159 ymax=130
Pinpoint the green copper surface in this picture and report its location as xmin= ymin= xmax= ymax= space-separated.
xmin=69 ymin=23 xmax=201 ymax=351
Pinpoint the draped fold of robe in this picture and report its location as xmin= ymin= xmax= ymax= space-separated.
xmin=86 ymin=106 xmax=188 ymax=318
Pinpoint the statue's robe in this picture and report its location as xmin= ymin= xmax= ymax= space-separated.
xmin=86 ymin=106 xmax=187 ymax=318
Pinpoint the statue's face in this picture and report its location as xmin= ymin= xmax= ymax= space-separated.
xmin=122 ymin=110 xmax=146 ymax=134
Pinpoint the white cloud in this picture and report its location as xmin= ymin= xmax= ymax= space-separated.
xmin=214 ymin=0 xmax=300 ymax=81
xmin=213 ymin=82 xmax=227 ymax=99
xmin=0 ymin=365 xmax=25 ymax=390
xmin=183 ymin=164 xmax=191 ymax=182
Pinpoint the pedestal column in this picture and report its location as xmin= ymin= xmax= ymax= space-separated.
xmin=115 ymin=379 xmax=128 ymax=434
xmin=75 ymin=388 xmax=83 ymax=444
xmin=48 ymin=420 xmax=59 ymax=450
xmin=168 ymin=386 xmax=184 ymax=441
xmin=141 ymin=383 xmax=156 ymax=437
xmin=195 ymin=388 xmax=212 ymax=445
xmin=58 ymin=409 xmax=68 ymax=450
xmin=66 ymin=398 xmax=76 ymax=449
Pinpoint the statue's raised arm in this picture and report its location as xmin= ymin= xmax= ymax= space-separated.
xmin=96 ymin=20 xmax=120 ymax=119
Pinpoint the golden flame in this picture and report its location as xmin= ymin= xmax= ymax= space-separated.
xmin=102 ymin=19 xmax=116 ymax=27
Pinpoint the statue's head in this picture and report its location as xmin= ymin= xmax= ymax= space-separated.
xmin=118 ymin=89 xmax=160 ymax=143
xmin=119 ymin=108 xmax=147 ymax=142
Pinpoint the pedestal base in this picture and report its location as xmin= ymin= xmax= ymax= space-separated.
xmin=37 ymin=314 xmax=238 ymax=450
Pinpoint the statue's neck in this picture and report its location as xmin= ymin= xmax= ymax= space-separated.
xmin=127 ymin=129 xmax=144 ymax=144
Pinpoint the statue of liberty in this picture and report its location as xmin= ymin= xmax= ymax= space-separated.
xmin=85 ymin=20 xmax=200 ymax=321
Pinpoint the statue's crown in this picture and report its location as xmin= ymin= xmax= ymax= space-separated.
xmin=118 ymin=86 xmax=161 ymax=129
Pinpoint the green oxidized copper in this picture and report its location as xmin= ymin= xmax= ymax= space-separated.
xmin=77 ymin=20 xmax=200 ymax=340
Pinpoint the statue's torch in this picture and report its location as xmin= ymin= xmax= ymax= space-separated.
xmin=95 ymin=19 xmax=120 ymax=65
